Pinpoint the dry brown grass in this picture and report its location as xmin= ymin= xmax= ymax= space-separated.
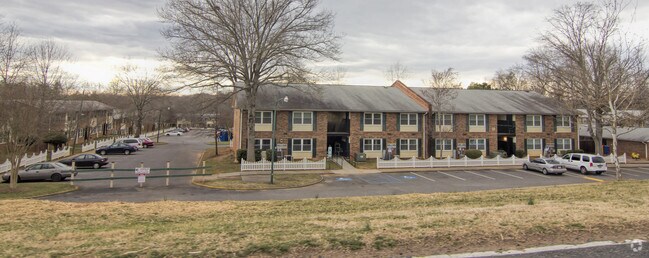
xmin=195 ymin=174 xmax=323 ymax=190
xmin=1 ymin=181 xmax=649 ymax=257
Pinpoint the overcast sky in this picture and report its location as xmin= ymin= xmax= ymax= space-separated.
xmin=2 ymin=0 xmax=649 ymax=88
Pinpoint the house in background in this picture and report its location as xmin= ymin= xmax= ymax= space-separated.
xmin=232 ymin=81 xmax=579 ymax=160
xmin=232 ymin=84 xmax=427 ymax=160
xmin=49 ymin=100 xmax=117 ymax=141
xmin=579 ymin=126 xmax=649 ymax=159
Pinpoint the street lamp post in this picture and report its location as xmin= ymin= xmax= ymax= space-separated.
xmin=270 ymin=96 xmax=289 ymax=184
xmin=156 ymin=107 xmax=170 ymax=143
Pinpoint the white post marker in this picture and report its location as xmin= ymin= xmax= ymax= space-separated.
xmin=135 ymin=167 xmax=150 ymax=187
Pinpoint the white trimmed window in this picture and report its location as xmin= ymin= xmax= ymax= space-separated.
xmin=526 ymin=138 xmax=542 ymax=150
xmin=292 ymin=138 xmax=312 ymax=152
xmin=556 ymin=138 xmax=572 ymax=150
xmin=400 ymin=113 xmax=418 ymax=126
xmin=399 ymin=139 xmax=418 ymax=151
xmin=364 ymin=113 xmax=382 ymax=125
xmin=254 ymin=139 xmax=272 ymax=150
xmin=468 ymin=138 xmax=486 ymax=150
xmin=469 ymin=114 xmax=485 ymax=126
xmin=556 ymin=115 xmax=571 ymax=127
xmin=435 ymin=139 xmax=453 ymax=151
xmin=526 ymin=115 xmax=542 ymax=127
xmin=293 ymin=112 xmax=313 ymax=125
xmin=435 ymin=114 xmax=453 ymax=126
xmin=254 ymin=111 xmax=272 ymax=124
xmin=363 ymin=138 xmax=382 ymax=151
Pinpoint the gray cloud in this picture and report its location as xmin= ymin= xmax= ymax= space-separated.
xmin=2 ymin=0 xmax=648 ymax=86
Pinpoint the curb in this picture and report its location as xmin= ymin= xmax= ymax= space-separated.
xmin=192 ymin=174 xmax=324 ymax=191
xmin=28 ymin=184 xmax=79 ymax=199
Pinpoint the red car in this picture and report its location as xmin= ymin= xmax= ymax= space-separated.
xmin=139 ymin=137 xmax=155 ymax=148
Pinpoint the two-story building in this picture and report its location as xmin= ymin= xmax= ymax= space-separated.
xmin=232 ymin=84 xmax=427 ymax=160
xmin=232 ymin=81 xmax=578 ymax=160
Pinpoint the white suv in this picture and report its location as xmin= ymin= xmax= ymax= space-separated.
xmin=118 ymin=138 xmax=142 ymax=150
xmin=559 ymin=153 xmax=607 ymax=175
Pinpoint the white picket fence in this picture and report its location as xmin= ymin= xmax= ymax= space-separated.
xmin=241 ymin=158 xmax=327 ymax=171
xmin=81 ymin=139 xmax=115 ymax=152
xmin=0 ymin=147 xmax=70 ymax=173
xmin=377 ymin=155 xmax=530 ymax=169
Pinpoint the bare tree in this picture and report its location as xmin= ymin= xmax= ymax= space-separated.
xmin=159 ymin=0 xmax=340 ymax=162
xmin=422 ymin=68 xmax=460 ymax=158
xmin=0 ymin=22 xmax=27 ymax=84
xmin=384 ymin=61 xmax=410 ymax=83
xmin=110 ymin=64 xmax=166 ymax=137
xmin=523 ymin=0 xmax=649 ymax=179
xmin=491 ymin=65 xmax=531 ymax=91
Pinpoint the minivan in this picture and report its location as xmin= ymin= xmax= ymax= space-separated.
xmin=559 ymin=153 xmax=607 ymax=175
xmin=118 ymin=138 xmax=142 ymax=150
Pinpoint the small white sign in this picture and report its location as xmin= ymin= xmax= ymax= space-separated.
xmin=276 ymin=144 xmax=287 ymax=149
xmin=137 ymin=175 xmax=146 ymax=183
xmin=135 ymin=167 xmax=151 ymax=175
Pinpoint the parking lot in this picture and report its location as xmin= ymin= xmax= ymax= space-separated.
xmin=322 ymin=167 xmax=649 ymax=195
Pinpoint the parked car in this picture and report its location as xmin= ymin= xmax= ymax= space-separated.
xmin=522 ymin=158 xmax=566 ymax=175
xmin=165 ymin=131 xmax=183 ymax=136
xmin=139 ymin=137 xmax=154 ymax=148
xmin=96 ymin=142 xmax=138 ymax=155
xmin=2 ymin=162 xmax=77 ymax=182
xmin=559 ymin=153 xmax=607 ymax=175
xmin=59 ymin=154 xmax=109 ymax=169
xmin=117 ymin=138 xmax=142 ymax=150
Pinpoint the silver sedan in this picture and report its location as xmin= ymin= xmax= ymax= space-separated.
xmin=1 ymin=162 xmax=77 ymax=182
xmin=523 ymin=158 xmax=567 ymax=175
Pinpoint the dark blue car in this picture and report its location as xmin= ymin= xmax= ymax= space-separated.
xmin=96 ymin=142 xmax=137 ymax=155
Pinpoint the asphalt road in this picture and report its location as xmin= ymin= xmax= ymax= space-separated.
xmin=430 ymin=240 xmax=647 ymax=257
xmin=40 ymin=129 xmax=649 ymax=202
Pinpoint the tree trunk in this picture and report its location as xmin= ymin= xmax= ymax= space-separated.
xmin=135 ymin=113 xmax=143 ymax=138
xmin=213 ymin=116 xmax=219 ymax=156
xmin=8 ymin=158 xmax=22 ymax=190
xmin=245 ymin=91 xmax=257 ymax=162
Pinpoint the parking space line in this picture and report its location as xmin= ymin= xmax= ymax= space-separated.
xmin=354 ymin=175 xmax=374 ymax=184
xmin=439 ymin=172 xmax=466 ymax=181
xmin=516 ymin=169 xmax=552 ymax=178
xmin=464 ymin=171 xmax=495 ymax=180
xmin=562 ymin=172 xmax=584 ymax=178
xmin=601 ymin=173 xmax=614 ymax=177
xmin=383 ymin=174 xmax=403 ymax=183
xmin=621 ymin=171 xmax=640 ymax=177
xmin=583 ymin=176 xmax=605 ymax=182
xmin=411 ymin=172 xmax=435 ymax=182
xmin=490 ymin=170 xmax=524 ymax=179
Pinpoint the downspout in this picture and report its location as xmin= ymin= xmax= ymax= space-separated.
xmin=576 ymin=115 xmax=580 ymax=150
xmin=423 ymin=112 xmax=427 ymax=158
xmin=644 ymin=142 xmax=648 ymax=160
xmin=239 ymin=110 xmax=243 ymax=150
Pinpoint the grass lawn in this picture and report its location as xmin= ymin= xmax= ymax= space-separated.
xmin=1 ymin=180 xmax=649 ymax=257
xmin=195 ymin=174 xmax=323 ymax=190
xmin=0 ymin=182 xmax=77 ymax=200
xmin=202 ymin=147 xmax=240 ymax=174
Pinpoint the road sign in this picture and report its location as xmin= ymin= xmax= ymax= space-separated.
xmin=137 ymin=175 xmax=146 ymax=183
xmin=135 ymin=167 xmax=150 ymax=175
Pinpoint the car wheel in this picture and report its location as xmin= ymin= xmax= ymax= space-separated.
xmin=51 ymin=173 xmax=63 ymax=182
xmin=596 ymin=171 xmax=602 ymax=175
xmin=93 ymin=163 xmax=100 ymax=169
xmin=558 ymin=173 xmax=564 ymax=176
xmin=100 ymin=150 xmax=107 ymax=155
xmin=580 ymin=166 xmax=589 ymax=175
xmin=522 ymin=164 xmax=528 ymax=170
xmin=124 ymin=150 xmax=131 ymax=155
xmin=542 ymin=168 xmax=548 ymax=175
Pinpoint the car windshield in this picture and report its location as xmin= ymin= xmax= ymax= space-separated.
xmin=545 ymin=159 xmax=560 ymax=164
xmin=592 ymin=157 xmax=605 ymax=163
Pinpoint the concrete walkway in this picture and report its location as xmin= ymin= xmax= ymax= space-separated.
xmin=333 ymin=158 xmax=380 ymax=174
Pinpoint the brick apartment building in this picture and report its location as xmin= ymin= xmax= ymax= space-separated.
xmin=579 ymin=126 xmax=649 ymax=159
xmin=232 ymin=81 xmax=578 ymax=160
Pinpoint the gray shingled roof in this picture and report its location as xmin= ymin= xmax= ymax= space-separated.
xmin=410 ymin=88 xmax=574 ymax=115
xmin=579 ymin=125 xmax=649 ymax=143
xmin=235 ymin=84 xmax=427 ymax=113
xmin=48 ymin=100 xmax=115 ymax=113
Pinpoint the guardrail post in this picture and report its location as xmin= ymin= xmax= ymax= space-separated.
xmin=166 ymin=161 xmax=170 ymax=186
xmin=202 ymin=161 xmax=206 ymax=175
xmin=70 ymin=161 xmax=76 ymax=186
xmin=110 ymin=162 xmax=115 ymax=188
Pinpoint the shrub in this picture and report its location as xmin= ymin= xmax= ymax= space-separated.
xmin=236 ymin=149 xmax=262 ymax=162
xmin=465 ymin=149 xmax=482 ymax=159
xmin=43 ymin=132 xmax=68 ymax=149
xmin=631 ymin=152 xmax=640 ymax=160
xmin=514 ymin=150 xmax=526 ymax=158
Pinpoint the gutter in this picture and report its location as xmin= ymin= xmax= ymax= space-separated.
xmin=645 ymin=142 xmax=648 ymax=160
xmin=423 ymin=112 xmax=427 ymax=158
